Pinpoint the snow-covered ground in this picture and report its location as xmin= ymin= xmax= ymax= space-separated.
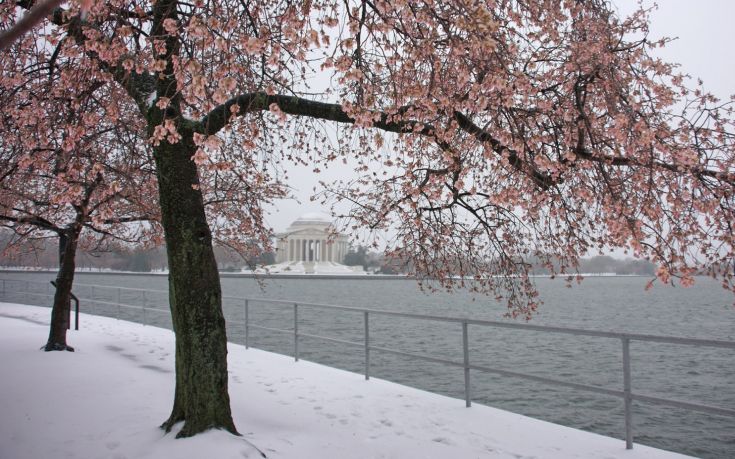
xmin=0 ymin=302 xmax=691 ymax=459
xmin=255 ymin=261 xmax=367 ymax=275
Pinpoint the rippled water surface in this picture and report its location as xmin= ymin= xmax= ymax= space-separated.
xmin=2 ymin=272 xmax=733 ymax=458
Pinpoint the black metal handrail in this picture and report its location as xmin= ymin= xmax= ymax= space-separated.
xmin=1 ymin=277 xmax=733 ymax=452
xmin=49 ymin=280 xmax=79 ymax=331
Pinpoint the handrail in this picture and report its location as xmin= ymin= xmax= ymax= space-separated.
xmin=49 ymin=280 xmax=80 ymax=331
xmin=241 ymin=296 xmax=735 ymax=349
xmin=5 ymin=279 xmax=735 ymax=348
xmin=1 ymin=277 xmax=733 ymax=452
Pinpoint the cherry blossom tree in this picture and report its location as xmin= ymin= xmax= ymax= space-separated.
xmin=0 ymin=75 xmax=159 ymax=351
xmin=2 ymin=0 xmax=732 ymax=439
xmin=315 ymin=1 xmax=735 ymax=317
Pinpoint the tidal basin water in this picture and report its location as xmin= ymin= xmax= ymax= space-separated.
xmin=2 ymin=272 xmax=734 ymax=458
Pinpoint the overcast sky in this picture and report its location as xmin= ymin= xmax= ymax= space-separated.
xmin=264 ymin=0 xmax=735 ymax=233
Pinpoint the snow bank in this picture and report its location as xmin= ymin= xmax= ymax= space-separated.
xmin=0 ymin=303 xmax=691 ymax=458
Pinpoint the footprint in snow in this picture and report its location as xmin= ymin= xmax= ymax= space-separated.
xmin=432 ymin=437 xmax=454 ymax=445
xmin=106 ymin=441 xmax=120 ymax=450
xmin=139 ymin=364 xmax=171 ymax=373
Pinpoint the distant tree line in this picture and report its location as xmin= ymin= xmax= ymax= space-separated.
xmin=577 ymin=256 xmax=656 ymax=276
xmin=0 ymin=231 xmax=274 ymax=272
xmin=522 ymin=254 xmax=654 ymax=276
xmin=1 ymin=233 xmax=657 ymax=276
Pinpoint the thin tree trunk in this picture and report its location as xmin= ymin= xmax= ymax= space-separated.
xmin=44 ymin=231 xmax=78 ymax=351
xmin=154 ymin=126 xmax=238 ymax=437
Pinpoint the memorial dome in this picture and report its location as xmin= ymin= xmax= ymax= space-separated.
xmin=290 ymin=212 xmax=333 ymax=227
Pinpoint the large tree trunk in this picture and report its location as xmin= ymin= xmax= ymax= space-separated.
xmin=44 ymin=231 xmax=78 ymax=351
xmin=154 ymin=126 xmax=238 ymax=437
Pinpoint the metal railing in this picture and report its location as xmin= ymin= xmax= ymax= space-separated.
xmin=0 ymin=278 xmax=171 ymax=326
xmin=1 ymin=277 xmax=733 ymax=450
xmin=49 ymin=280 xmax=80 ymax=330
xmin=0 ymin=278 xmax=82 ymax=330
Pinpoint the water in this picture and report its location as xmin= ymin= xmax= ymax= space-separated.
xmin=2 ymin=272 xmax=734 ymax=458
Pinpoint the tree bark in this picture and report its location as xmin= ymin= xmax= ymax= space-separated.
xmin=44 ymin=231 xmax=78 ymax=351
xmin=154 ymin=125 xmax=238 ymax=437
xmin=141 ymin=0 xmax=238 ymax=438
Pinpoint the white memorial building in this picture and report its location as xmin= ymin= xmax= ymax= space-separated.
xmin=266 ymin=213 xmax=365 ymax=274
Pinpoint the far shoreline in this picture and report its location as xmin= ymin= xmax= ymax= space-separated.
xmin=0 ymin=268 xmax=647 ymax=280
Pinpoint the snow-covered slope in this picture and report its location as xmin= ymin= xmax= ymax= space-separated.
xmin=255 ymin=261 xmax=366 ymax=275
xmin=0 ymin=303 xmax=691 ymax=459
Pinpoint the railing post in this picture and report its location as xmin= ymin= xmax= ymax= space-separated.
xmin=293 ymin=303 xmax=299 ymax=361
xmin=117 ymin=288 xmax=121 ymax=319
xmin=364 ymin=310 xmax=370 ymax=380
xmin=141 ymin=291 xmax=147 ymax=325
xmin=244 ymin=299 xmax=249 ymax=349
xmin=462 ymin=321 xmax=471 ymax=407
xmin=72 ymin=294 xmax=79 ymax=330
xmin=622 ymin=337 xmax=633 ymax=449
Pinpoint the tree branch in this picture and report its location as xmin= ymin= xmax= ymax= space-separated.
xmin=0 ymin=0 xmax=64 ymax=52
xmin=15 ymin=1 xmax=158 ymax=113
xmin=200 ymin=92 xmax=555 ymax=189
xmin=0 ymin=213 xmax=62 ymax=234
